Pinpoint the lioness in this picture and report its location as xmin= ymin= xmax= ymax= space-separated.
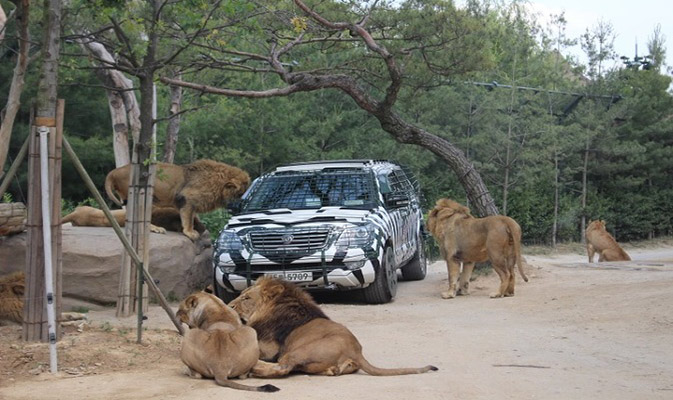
xmin=61 ymin=206 xmax=206 ymax=235
xmin=427 ymin=198 xmax=528 ymax=299
xmin=176 ymin=291 xmax=280 ymax=392
xmin=229 ymin=277 xmax=438 ymax=378
xmin=105 ymin=159 xmax=250 ymax=240
xmin=586 ymin=220 xmax=631 ymax=262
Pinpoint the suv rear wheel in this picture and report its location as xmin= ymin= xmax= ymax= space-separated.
xmin=401 ymin=232 xmax=427 ymax=281
xmin=362 ymin=246 xmax=397 ymax=304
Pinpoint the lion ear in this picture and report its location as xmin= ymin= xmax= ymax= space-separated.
xmin=186 ymin=295 xmax=198 ymax=308
xmin=12 ymin=284 xmax=25 ymax=297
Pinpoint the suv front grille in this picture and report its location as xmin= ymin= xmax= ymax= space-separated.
xmin=249 ymin=228 xmax=330 ymax=253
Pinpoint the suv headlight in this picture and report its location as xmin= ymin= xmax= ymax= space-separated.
xmin=336 ymin=224 xmax=375 ymax=249
xmin=216 ymin=229 xmax=244 ymax=252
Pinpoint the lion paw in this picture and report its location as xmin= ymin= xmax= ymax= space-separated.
xmin=182 ymin=229 xmax=200 ymax=241
xmin=441 ymin=291 xmax=456 ymax=299
xmin=150 ymin=225 xmax=166 ymax=234
xmin=489 ymin=292 xmax=503 ymax=298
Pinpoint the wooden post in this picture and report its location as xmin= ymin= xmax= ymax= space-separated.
xmin=24 ymin=100 xmax=63 ymax=342
xmin=116 ymin=163 xmax=154 ymax=318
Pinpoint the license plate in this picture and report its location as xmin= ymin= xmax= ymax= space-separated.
xmin=267 ymin=271 xmax=312 ymax=282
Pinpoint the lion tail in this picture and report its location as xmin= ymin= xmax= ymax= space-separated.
xmin=508 ymin=221 xmax=529 ymax=283
xmin=356 ymin=355 xmax=438 ymax=376
xmin=61 ymin=211 xmax=75 ymax=225
xmin=104 ymin=171 xmax=124 ymax=206
xmin=214 ymin=376 xmax=279 ymax=392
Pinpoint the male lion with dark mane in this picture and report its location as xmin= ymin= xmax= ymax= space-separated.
xmin=176 ymin=291 xmax=280 ymax=392
xmin=105 ymin=159 xmax=249 ymax=240
xmin=0 ymin=271 xmax=24 ymax=325
xmin=228 ymin=277 xmax=438 ymax=378
xmin=585 ymin=220 xmax=631 ymax=262
xmin=427 ymin=198 xmax=528 ymax=299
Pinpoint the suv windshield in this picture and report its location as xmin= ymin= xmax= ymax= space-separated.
xmin=244 ymin=169 xmax=377 ymax=211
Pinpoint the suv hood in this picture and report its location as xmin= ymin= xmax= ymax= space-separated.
xmin=226 ymin=207 xmax=376 ymax=229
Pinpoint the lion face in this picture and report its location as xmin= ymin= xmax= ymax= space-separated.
xmin=587 ymin=220 xmax=606 ymax=232
xmin=177 ymin=291 xmax=240 ymax=329
xmin=229 ymin=285 xmax=263 ymax=323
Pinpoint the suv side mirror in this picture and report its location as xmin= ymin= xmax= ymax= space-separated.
xmin=385 ymin=193 xmax=410 ymax=209
xmin=227 ymin=199 xmax=243 ymax=215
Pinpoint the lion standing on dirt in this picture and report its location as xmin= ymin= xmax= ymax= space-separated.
xmin=176 ymin=291 xmax=279 ymax=392
xmin=105 ymin=159 xmax=250 ymax=240
xmin=585 ymin=220 xmax=631 ymax=262
xmin=427 ymin=198 xmax=528 ymax=299
xmin=229 ymin=277 xmax=437 ymax=378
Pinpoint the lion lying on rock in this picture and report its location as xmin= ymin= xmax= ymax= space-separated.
xmin=427 ymin=198 xmax=528 ymax=299
xmin=229 ymin=277 xmax=438 ymax=378
xmin=61 ymin=206 xmax=206 ymax=235
xmin=176 ymin=291 xmax=280 ymax=392
xmin=585 ymin=220 xmax=631 ymax=262
xmin=105 ymin=159 xmax=250 ymax=240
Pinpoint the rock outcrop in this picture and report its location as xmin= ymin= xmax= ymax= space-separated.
xmin=0 ymin=225 xmax=212 ymax=304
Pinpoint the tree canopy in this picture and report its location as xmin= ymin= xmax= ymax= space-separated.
xmin=1 ymin=0 xmax=671 ymax=243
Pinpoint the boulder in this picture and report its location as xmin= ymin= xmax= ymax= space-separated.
xmin=0 ymin=225 xmax=213 ymax=304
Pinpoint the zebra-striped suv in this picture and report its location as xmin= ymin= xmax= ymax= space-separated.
xmin=212 ymin=160 xmax=427 ymax=304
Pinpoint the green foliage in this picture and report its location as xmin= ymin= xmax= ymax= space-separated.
xmin=3 ymin=0 xmax=668 ymax=246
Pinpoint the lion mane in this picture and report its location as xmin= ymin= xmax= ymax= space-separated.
xmin=176 ymin=291 xmax=279 ymax=392
xmin=0 ymin=271 xmax=24 ymax=325
xmin=585 ymin=220 xmax=631 ymax=262
xmin=104 ymin=159 xmax=249 ymax=240
xmin=229 ymin=277 xmax=437 ymax=378
xmin=427 ymin=198 xmax=528 ymax=299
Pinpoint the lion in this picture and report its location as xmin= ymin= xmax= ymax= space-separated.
xmin=426 ymin=198 xmax=528 ymax=299
xmin=0 ymin=272 xmax=87 ymax=326
xmin=105 ymin=159 xmax=250 ymax=240
xmin=229 ymin=277 xmax=438 ymax=378
xmin=585 ymin=220 xmax=631 ymax=262
xmin=176 ymin=291 xmax=280 ymax=392
xmin=0 ymin=271 xmax=24 ymax=325
xmin=61 ymin=206 xmax=206 ymax=235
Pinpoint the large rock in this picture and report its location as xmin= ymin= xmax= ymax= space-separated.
xmin=0 ymin=225 xmax=213 ymax=304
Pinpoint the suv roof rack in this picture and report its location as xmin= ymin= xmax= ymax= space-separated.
xmin=275 ymin=159 xmax=400 ymax=172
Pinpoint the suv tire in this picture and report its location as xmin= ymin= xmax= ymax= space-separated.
xmin=401 ymin=233 xmax=427 ymax=281
xmin=362 ymin=246 xmax=397 ymax=304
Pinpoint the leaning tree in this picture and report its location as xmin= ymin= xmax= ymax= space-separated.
xmin=161 ymin=0 xmax=500 ymax=216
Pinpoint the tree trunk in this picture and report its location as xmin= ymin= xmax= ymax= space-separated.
xmin=552 ymin=150 xmax=559 ymax=248
xmin=378 ymin=113 xmax=498 ymax=216
xmin=0 ymin=4 xmax=6 ymax=44
xmin=80 ymin=39 xmax=141 ymax=167
xmin=24 ymin=0 xmax=62 ymax=343
xmin=0 ymin=0 xmax=30 ymax=180
xmin=581 ymin=137 xmax=590 ymax=244
xmin=162 ymin=73 xmax=182 ymax=164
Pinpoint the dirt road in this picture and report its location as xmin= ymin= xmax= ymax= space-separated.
xmin=2 ymin=246 xmax=673 ymax=399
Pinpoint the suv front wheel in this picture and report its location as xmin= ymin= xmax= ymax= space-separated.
xmin=362 ymin=246 xmax=397 ymax=304
xmin=213 ymin=275 xmax=240 ymax=304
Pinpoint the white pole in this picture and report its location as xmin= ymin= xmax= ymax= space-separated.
xmin=38 ymin=126 xmax=58 ymax=374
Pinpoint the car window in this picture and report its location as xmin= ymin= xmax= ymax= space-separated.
xmin=244 ymin=170 xmax=376 ymax=211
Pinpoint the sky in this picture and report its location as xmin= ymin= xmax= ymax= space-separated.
xmin=451 ymin=0 xmax=673 ymax=72
xmin=526 ymin=0 xmax=672 ymax=70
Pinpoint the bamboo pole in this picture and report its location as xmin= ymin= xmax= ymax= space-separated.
xmin=0 ymin=135 xmax=29 ymax=198
xmin=61 ymin=137 xmax=184 ymax=335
